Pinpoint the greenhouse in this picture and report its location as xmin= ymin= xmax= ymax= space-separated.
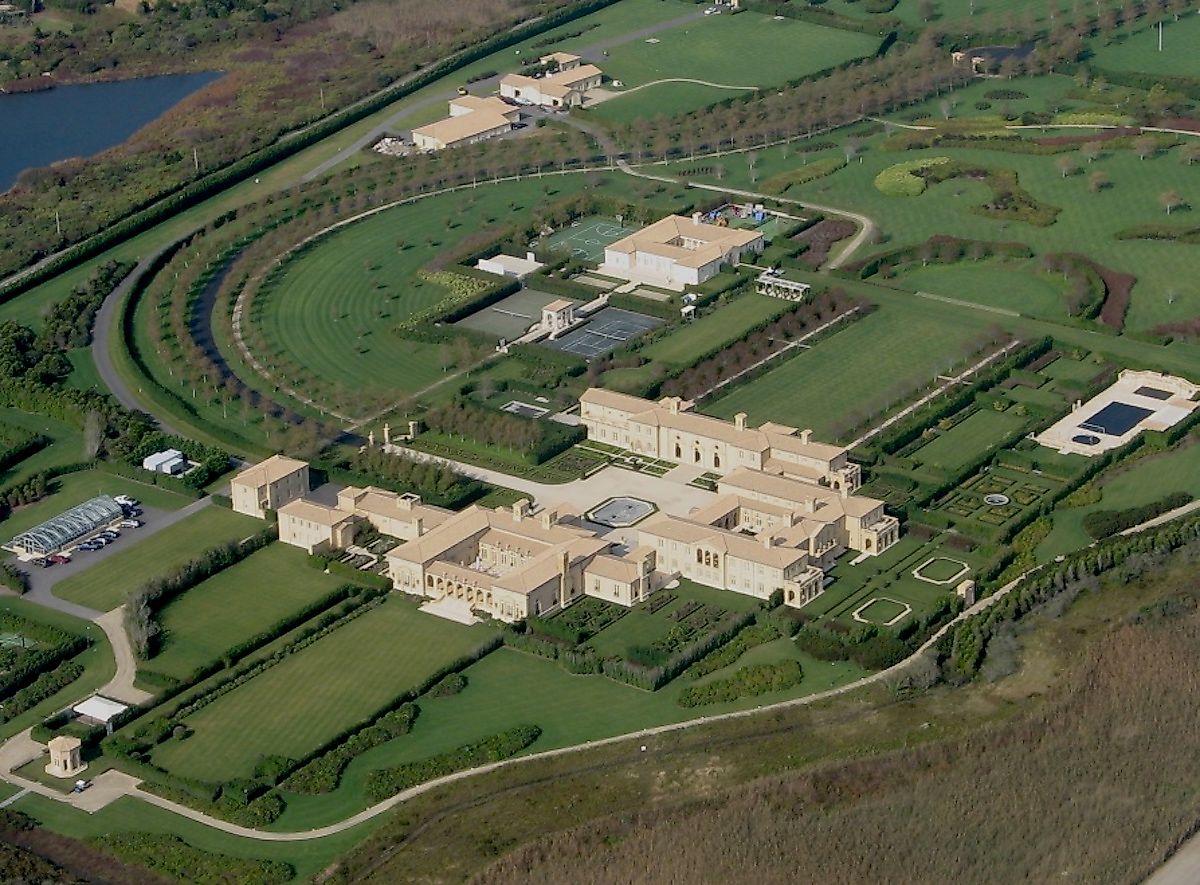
xmin=7 ymin=495 xmax=124 ymax=555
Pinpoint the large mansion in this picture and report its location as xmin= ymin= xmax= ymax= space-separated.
xmin=599 ymin=214 xmax=765 ymax=288
xmin=580 ymin=388 xmax=862 ymax=493
xmin=236 ymin=390 xmax=898 ymax=622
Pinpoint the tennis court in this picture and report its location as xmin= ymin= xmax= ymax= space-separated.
xmin=455 ymin=288 xmax=569 ymax=341
xmin=546 ymin=307 xmax=663 ymax=359
xmin=544 ymin=216 xmax=637 ymax=263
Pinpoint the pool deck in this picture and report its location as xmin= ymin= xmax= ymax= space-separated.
xmin=1035 ymin=369 xmax=1199 ymax=456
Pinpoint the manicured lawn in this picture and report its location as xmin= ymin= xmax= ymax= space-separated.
xmin=598 ymin=9 xmax=878 ymax=90
xmin=144 ymin=543 xmax=348 ymax=680
xmin=1038 ymin=436 xmax=1200 ymax=560
xmin=912 ymin=408 xmax=1027 ymax=472
xmin=52 ymin=505 xmax=262 ymax=611
xmin=855 ymin=597 xmax=911 ymax=625
xmin=591 ymin=80 xmax=757 ymax=124
xmin=890 ymin=260 xmax=1067 ymax=318
xmin=1087 ymin=16 xmax=1200 ymax=76
xmin=271 ymin=636 xmax=871 ymax=830
xmin=152 ymin=597 xmax=497 ymax=781
xmin=640 ymin=294 xmax=789 ymax=367
xmin=0 ymin=407 xmax=84 ymax=488
xmin=0 ymin=469 xmax=192 ymax=542
xmin=914 ymin=556 xmax=971 ymax=583
xmin=1040 ymin=354 xmax=1103 ymax=384
xmin=704 ymin=298 xmax=990 ymax=440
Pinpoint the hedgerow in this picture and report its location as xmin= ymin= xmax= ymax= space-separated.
xmin=365 ymin=725 xmax=542 ymax=802
xmin=677 ymin=660 xmax=804 ymax=707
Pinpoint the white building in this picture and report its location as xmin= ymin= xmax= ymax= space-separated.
xmin=499 ymin=62 xmax=603 ymax=109
xmin=599 ymin=214 xmax=765 ymax=289
xmin=141 ymin=449 xmax=187 ymax=475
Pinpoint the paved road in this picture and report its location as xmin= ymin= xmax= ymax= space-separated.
xmin=90 ymin=250 xmax=188 ymax=435
xmin=1146 ymin=835 xmax=1200 ymax=885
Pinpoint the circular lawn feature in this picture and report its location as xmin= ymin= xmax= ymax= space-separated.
xmin=984 ymin=493 xmax=1011 ymax=506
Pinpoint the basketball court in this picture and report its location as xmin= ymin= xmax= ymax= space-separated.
xmin=544 ymin=216 xmax=637 ymax=263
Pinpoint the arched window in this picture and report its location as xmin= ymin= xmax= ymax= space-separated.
xmin=693 ymin=446 xmax=701 ymax=463
xmin=696 ymin=549 xmax=704 ymax=564
xmin=712 ymin=553 xmax=720 ymax=569
xmin=675 ymin=442 xmax=682 ymax=458
xmin=713 ymin=450 xmax=721 ymax=469
xmin=704 ymin=550 xmax=711 ymax=567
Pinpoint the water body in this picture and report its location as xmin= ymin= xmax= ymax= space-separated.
xmin=0 ymin=71 xmax=220 ymax=191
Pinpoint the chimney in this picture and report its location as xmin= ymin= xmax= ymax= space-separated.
xmin=800 ymin=429 xmax=812 ymax=445
xmin=382 ymin=423 xmax=391 ymax=446
xmin=666 ymin=397 xmax=681 ymax=415
xmin=734 ymin=412 xmax=747 ymax=432
xmin=512 ymin=499 xmax=530 ymax=521
xmin=413 ymin=516 xmax=424 ymax=537
xmin=762 ymin=534 xmax=774 ymax=549
xmin=540 ymin=507 xmax=557 ymax=530
xmin=691 ymin=211 xmax=702 ymax=225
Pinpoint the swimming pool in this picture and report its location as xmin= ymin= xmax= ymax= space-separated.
xmin=1080 ymin=402 xmax=1154 ymax=436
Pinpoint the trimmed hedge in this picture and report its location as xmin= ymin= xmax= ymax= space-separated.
xmin=282 ymin=705 xmax=419 ymax=795
xmin=0 ymin=612 xmax=88 ymax=698
xmin=684 ymin=621 xmax=781 ymax=679
xmin=1082 ymin=492 xmax=1192 ymax=540
xmin=677 ymin=660 xmax=803 ymax=707
xmin=365 ymin=725 xmax=542 ymax=802
xmin=93 ymin=833 xmax=293 ymax=884
xmin=0 ymin=661 xmax=84 ymax=724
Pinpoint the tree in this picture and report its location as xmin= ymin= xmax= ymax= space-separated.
xmin=1055 ymin=155 xmax=1078 ymax=178
xmin=917 ymin=0 xmax=935 ymax=20
xmin=1181 ymin=142 xmax=1200 ymax=166
xmin=1088 ymin=170 xmax=1110 ymax=192
xmin=1134 ymin=135 xmax=1158 ymax=160
xmin=82 ymin=411 xmax=104 ymax=458
xmin=1159 ymin=189 xmax=1183 ymax=214
xmin=1081 ymin=141 xmax=1102 ymax=163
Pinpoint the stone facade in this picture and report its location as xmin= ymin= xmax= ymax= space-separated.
xmin=231 ymin=455 xmax=309 ymax=518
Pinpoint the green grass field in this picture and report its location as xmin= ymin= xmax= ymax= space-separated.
xmin=1086 ymin=15 xmax=1200 ymax=75
xmin=272 ymin=627 xmax=869 ymax=830
xmin=0 ymin=407 xmax=85 ymax=489
xmin=52 ymin=505 xmax=262 ymax=611
xmin=152 ymin=597 xmax=496 ymax=781
xmin=891 ymin=260 xmax=1068 ymax=318
xmin=591 ymin=80 xmax=759 ymax=124
xmin=146 ymin=543 xmax=347 ymax=680
xmin=1038 ymin=436 xmax=1200 ymax=559
xmin=913 ymin=408 xmax=1027 ymax=472
xmin=704 ymin=298 xmax=991 ymax=439
xmin=638 ymin=294 xmax=788 ymax=366
xmin=1 ymin=469 xmax=191 ymax=543
xmin=598 ymin=9 xmax=878 ymax=91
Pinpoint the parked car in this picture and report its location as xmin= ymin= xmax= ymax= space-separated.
xmin=72 ymin=779 xmax=92 ymax=793
xmin=120 ymin=519 xmax=141 ymax=529
xmin=114 ymin=495 xmax=138 ymax=507
xmin=32 ymin=557 xmax=49 ymax=568
xmin=123 ymin=506 xmax=143 ymax=518
xmin=48 ymin=554 xmax=70 ymax=565
xmin=98 ymin=530 xmax=119 ymax=540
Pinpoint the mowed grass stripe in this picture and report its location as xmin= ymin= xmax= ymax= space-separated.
xmin=147 ymin=543 xmax=347 ymax=680
xmin=53 ymin=505 xmax=262 ymax=611
xmin=704 ymin=300 xmax=990 ymax=438
xmin=153 ymin=598 xmax=495 ymax=781
xmin=642 ymin=294 xmax=789 ymax=366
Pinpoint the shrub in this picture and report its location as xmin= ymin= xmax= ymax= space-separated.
xmin=677 ymin=660 xmax=803 ymax=707
xmin=873 ymin=157 xmax=951 ymax=196
xmin=1082 ymin=492 xmax=1192 ymax=540
xmin=685 ymin=622 xmax=781 ymax=679
xmin=92 ymin=833 xmax=293 ymax=884
xmin=0 ymin=661 xmax=84 ymax=723
xmin=283 ymin=705 xmax=419 ymax=795
xmin=761 ymin=157 xmax=846 ymax=194
xmin=427 ymin=672 xmax=467 ymax=697
xmin=365 ymin=725 xmax=542 ymax=802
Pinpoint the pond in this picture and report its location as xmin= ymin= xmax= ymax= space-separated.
xmin=0 ymin=71 xmax=220 ymax=191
